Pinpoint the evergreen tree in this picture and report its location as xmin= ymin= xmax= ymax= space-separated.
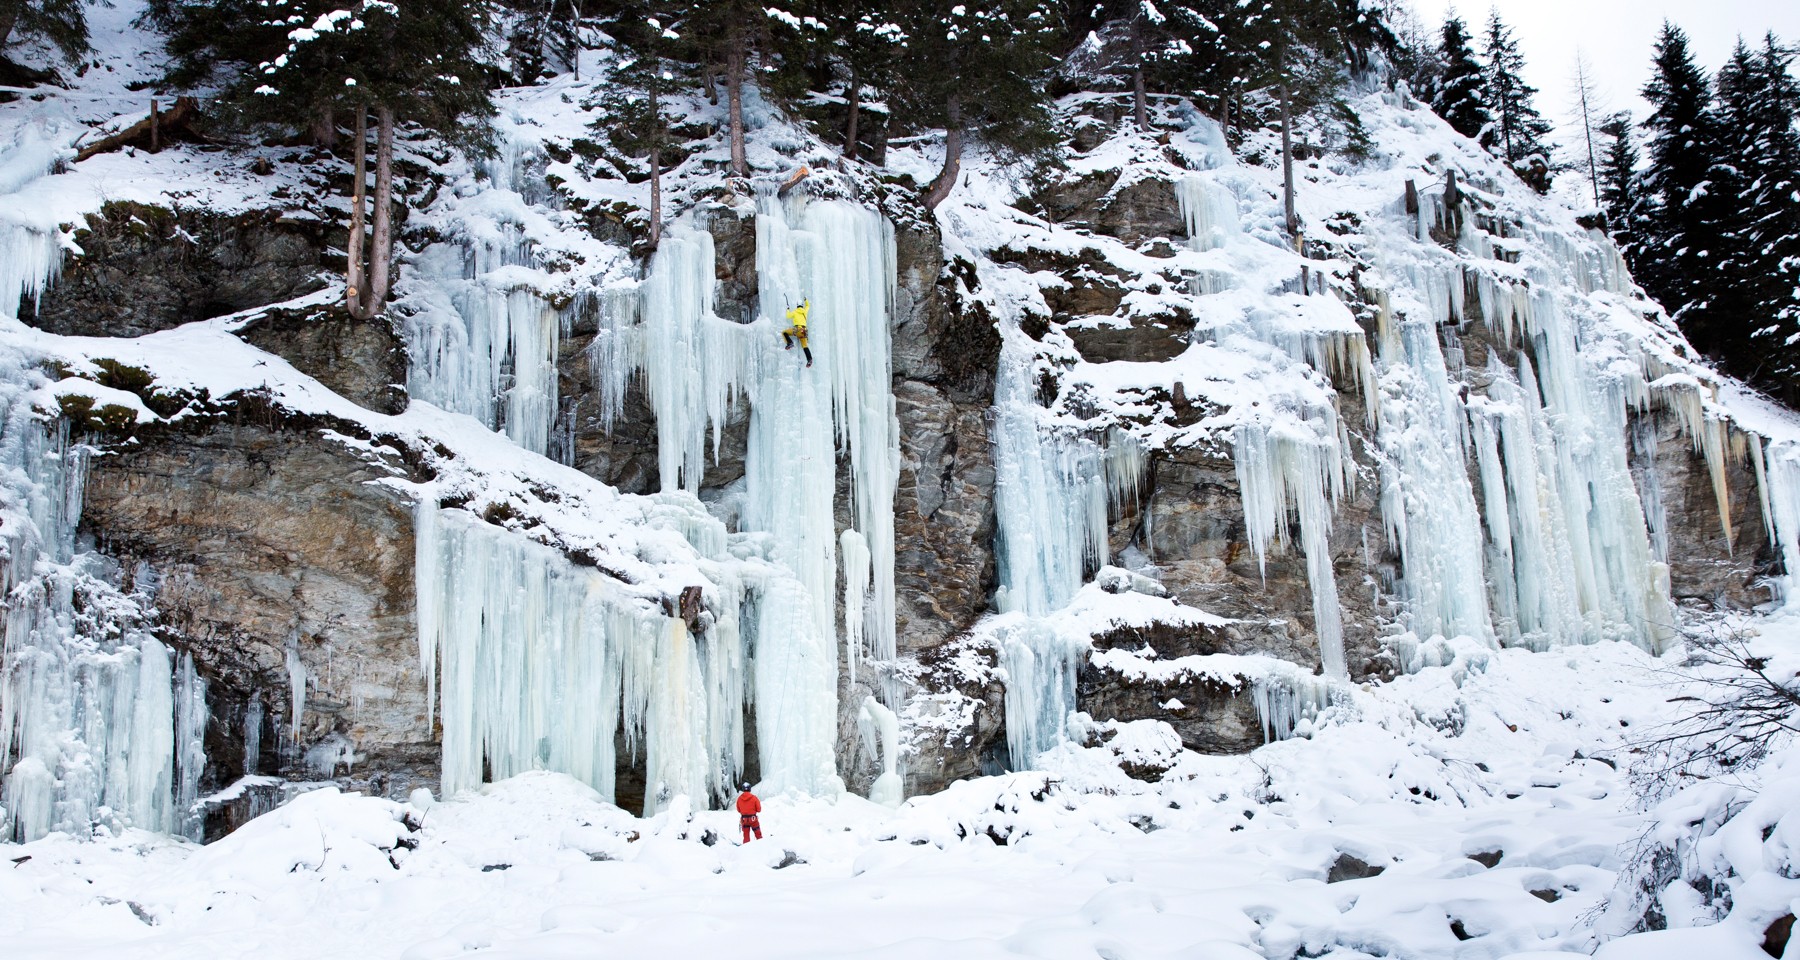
xmin=593 ymin=0 xmax=693 ymax=247
xmin=681 ymin=0 xmax=769 ymax=178
xmin=1636 ymin=22 xmax=1719 ymax=351
xmin=251 ymin=0 xmax=496 ymax=317
xmin=1479 ymin=9 xmax=1552 ymax=191
xmin=1597 ymin=111 xmax=1642 ymax=247
xmin=1063 ymin=2 xmax=1224 ymax=134
xmin=888 ymin=0 xmax=1062 ymax=210
xmin=766 ymin=0 xmax=905 ymax=163
xmin=1385 ymin=2 xmax=1440 ymax=102
xmin=1704 ymin=41 xmax=1764 ymax=362
xmin=1568 ymin=51 xmax=1605 ymax=210
xmin=0 ymin=0 xmax=89 ymax=66
xmin=1430 ymin=12 xmax=1487 ymax=142
xmin=1236 ymin=0 xmax=1375 ymax=237
xmin=1744 ymin=33 xmax=1800 ymax=394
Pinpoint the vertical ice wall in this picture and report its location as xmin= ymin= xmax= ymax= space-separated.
xmin=415 ymin=502 xmax=754 ymax=811
xmin=0 ymin=121 xmax=69 ymax=323
xmin=1370 ymin=187 xmax=1676 ymax=654
xmin=0 ymin=355 xmax=204 ymax=842
xmin=747 ymin=191 xmax=901 ymax=679
xmin=990 ymin=340 xmax=1111 ymax=618
xmin=581 ymin=193 xmax=898 ymax=797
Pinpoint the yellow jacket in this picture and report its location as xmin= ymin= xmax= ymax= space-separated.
xmin=785 ymin=301 xmax=809 ymax=330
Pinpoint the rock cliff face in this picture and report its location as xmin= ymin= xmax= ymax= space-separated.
xmin=81 ymin=411 xmax=431 ymax=803
xmin=24 ymin=203 xmax=329 ymax=337
xmin=19 ymin=138 xmax=1777 ymax=829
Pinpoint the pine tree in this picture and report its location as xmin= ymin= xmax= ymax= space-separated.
xmin=682 ymin=0 xmax=767 ymax=178
xmin=0 ymin=0 xmax=89 ymax=66
xmin=1597 ymin=111 xmax=1642 ymax=247
xmin=1385 ymin=2 xmax=1440 ymax=102
xmin=1235 ymin=0 xmax=1377 ymax=238
xmin=1704 ymin=41 xmax=1764 ymax=364
xmin=1480 ymin=9 xmax=1553 ymax=191
xmin=1430 ymin=13 xmax=1487 ymax=142
xmin=765 ymin=0 xmax=905 ymax=163
xmin=1744 ymin=33 xmax=1800 ymax=394
xmin=1568 ymin=51 xmax=1605 ymax=210
xmin=250 ymin=0 xmax=496 ymax=317
xmin=593 ymin=0 xmax=693 ymax=248
xmin=1637 ymin=22 xmax=1720 ymax=351
xmin=889 ymin=0 xmax=1062 ymax=210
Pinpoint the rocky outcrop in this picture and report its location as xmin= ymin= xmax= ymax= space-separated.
xmin=238 ymin=304 xmax=409 ymax=415
xmin=81 ymin=412 xmax=431 ymax=798
xmin=1629 ymin=408 xmax=1777 ymax=609
xmin=25 ymin=203 xmax=330 ymax=337
xmin=1077 ymin=623 xmax=1270 ymax=755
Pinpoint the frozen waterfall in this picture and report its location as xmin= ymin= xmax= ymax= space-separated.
xmin=404 ymin=127 xmax=570 ymax=456
xmin=0 ymin=353 xmax=205 ymax=842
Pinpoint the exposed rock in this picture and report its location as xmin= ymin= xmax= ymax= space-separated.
xmin=1629 ymin=408 xmax=1777 ymax=609
xmin=1034 ymin=171 xmax=1184 ymax=246
xmin=1064 ymin=313 xmax=1191 ymax=364
xmin=80 ymin=416 xmax=431 ymax=796
xmin=1077 ymin=624 xmax=1267 ymax=755
xmin=894 ymin=381 xmax=997 ymax=652
xmin=237 ymin=304 xmax=408 ymax=415
xmin=1326 ymin=853 xmax=1386 ymax=883
xmin=25 ymin=203 xmax=330 ymax=337
xmin=1115 ymin=440 xmax=1390 ymax=678
xmin=902 ymin=635 xmax=1008 ymax=795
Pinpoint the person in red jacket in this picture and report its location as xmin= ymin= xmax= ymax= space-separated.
xmin=735 ymin=783 xmax=762 ymax=844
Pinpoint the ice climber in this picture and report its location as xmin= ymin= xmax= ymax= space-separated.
xmin=736 ymin=783 xmax=763 ymax=843
xmin=781 ymin=300 xmax=813 ymax=367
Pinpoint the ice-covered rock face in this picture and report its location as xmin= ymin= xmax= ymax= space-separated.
xmin=7 ymin=25 xmax=1800 ymax=839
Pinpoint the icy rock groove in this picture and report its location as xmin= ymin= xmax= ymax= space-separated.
xmin=0 ymin=349 xmax=206 ymax=843
xmin=403 ymin=126 xmax=572 ymax=457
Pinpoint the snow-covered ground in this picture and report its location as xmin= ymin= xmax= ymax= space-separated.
xmin=7 ymin=631 xmax=1793 ymax=960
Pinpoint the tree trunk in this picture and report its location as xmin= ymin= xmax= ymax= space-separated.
xmin=310 ymin=104 xmax=338 ymax=151
xmin=1133 ymin=66 xmax=1148 ymax=133
xmin=649 ymin=143 xmax=663 ymax=249
xmin=570 ymin=0 xmax=583 ymax=81
xmin=649 ymin=87 xmax=663 ymax=249
xmin=365 ymin=105 xmax=396 ymax=315
xmin=726 ymin=39 xmax=747 ymax=178
xmin=346 ymin=105 xmax=369 ymax=318
xmin=150 ymin=99 xmax=160 ymax=153
xmin=923 ymin=94 xmax=963 ymax=211
xmin=1280 ymin=79 xmax=1298 ymax=239
xmin=844 ymin=74 xmax=860 ymax=162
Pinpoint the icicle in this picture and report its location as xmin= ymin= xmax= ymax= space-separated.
xmin=637 ymin=226 xmax=752 ymax=493
xmin=1765 ymin=441 xmax=1800 ymax=602
xmin=841 ymin=529 xmax=871 ymax=684
xmin=1249 ymin=666 xmax=1335 ymax=742
xmin=1232 ymin=419 xmax=1350 ymax=678
xmin=175 ymin=653 xmax=208 ymax=841
xmin=243 ymin=692 xmax=264 ymax=776
xmin=1175 ymin=175 xmax=1242 ymax=252
xmin=990 ymin=342 xmax=1110 ymax=618
xmin=857 ymin=696 xmax=903 ymax=807
xmin=415 ymin=505 xmax=784 ymax=812
xmin=996 ymin=620 xmax=1088 ymax=769
xmin=285 ymin=631 xmax=306 ymax=740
